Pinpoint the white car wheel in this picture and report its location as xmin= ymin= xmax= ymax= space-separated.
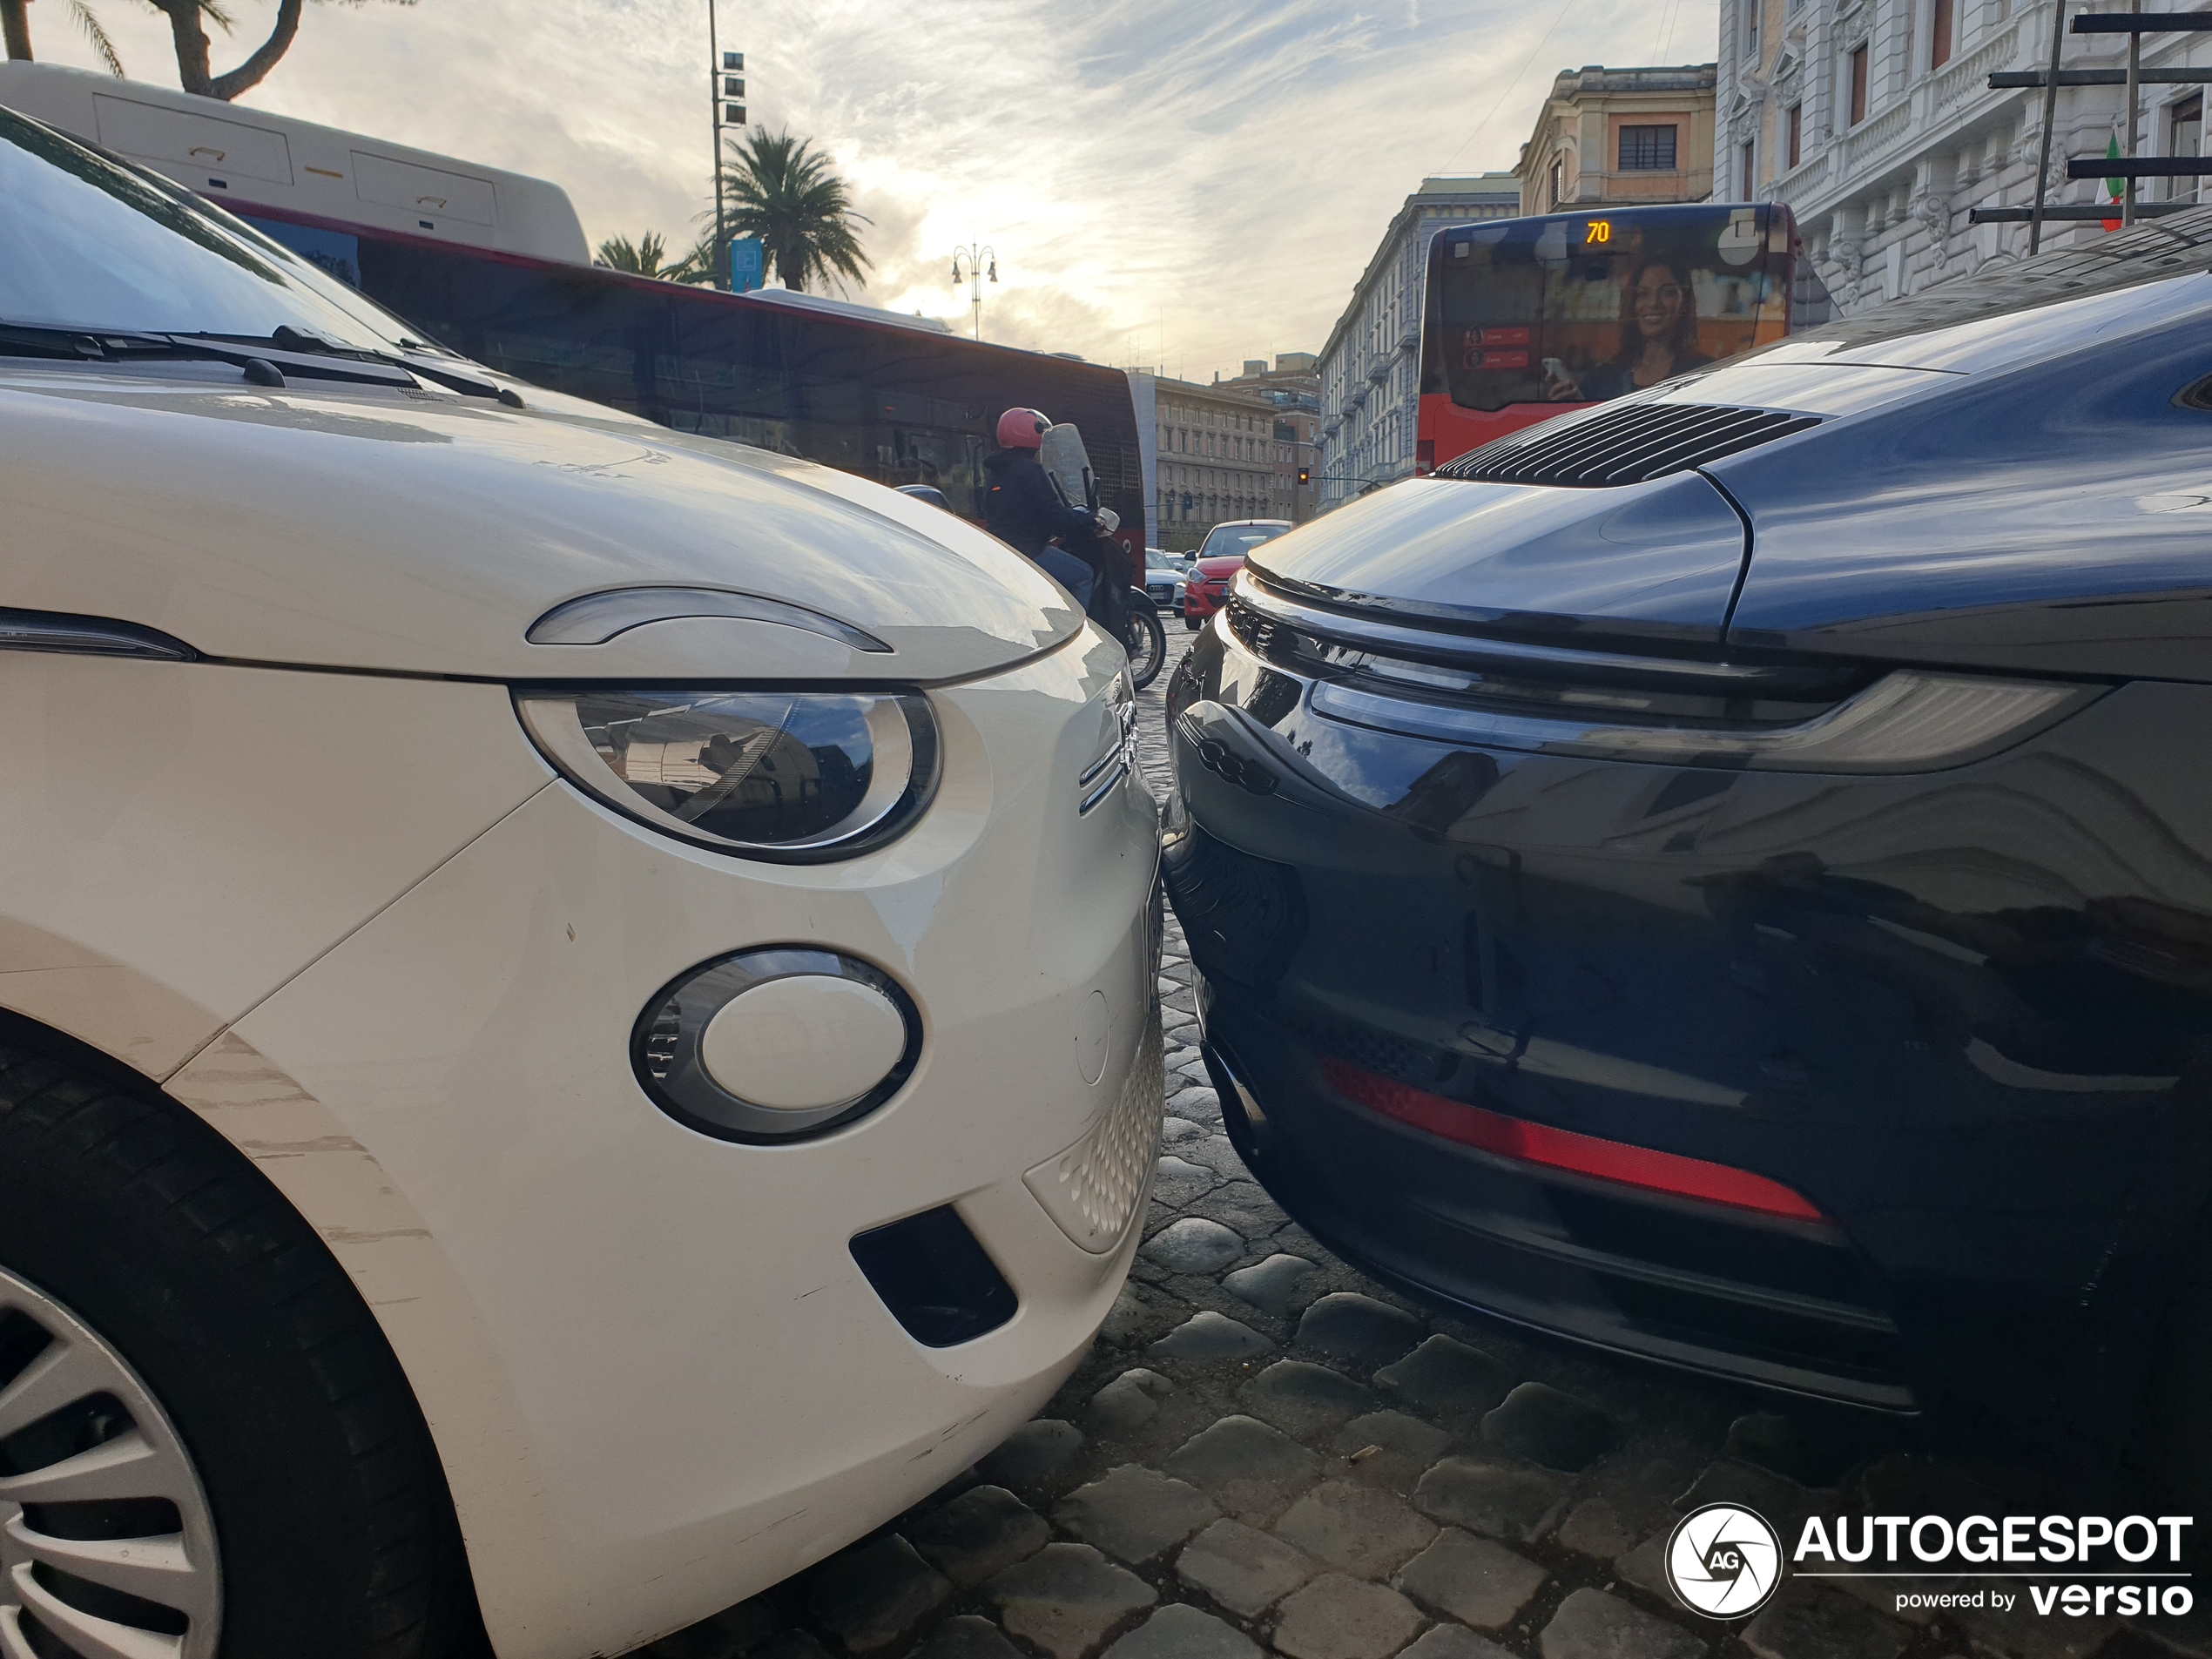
xmin=0 ymin=1264 xmax=222 ymax=1658
xmin=0 ymin=1042 xmax=481 ymax=1658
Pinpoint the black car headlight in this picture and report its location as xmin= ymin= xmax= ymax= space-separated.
xmin=516 ymin=689 xmax=939 ymax=860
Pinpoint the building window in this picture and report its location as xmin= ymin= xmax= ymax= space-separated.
xmin=1619 ymin=125 xmax=1679 ymax=171
xmin=1931 ymin=0 xmax=1953 ymax=70
xmin=2170 ymin=95 xmax=2205 ymax=202
xmin=1849 ymin=44 xmax=1870 ymax=125
xmin=1740 ymin=140 xmax=1755 ymax=199
xmin=1548 ymin=158 xmax=1563 ymax=206
xmin=1787 ymin=103 xmax=1802 ymax=169
xmin=1745 ymin=0 xmax=1759 ymax=61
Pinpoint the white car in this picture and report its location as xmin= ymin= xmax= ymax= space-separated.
xmin=0 ymin=110 xmax=1161 ymax=1658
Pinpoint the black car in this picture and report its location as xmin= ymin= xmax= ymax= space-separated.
xmin=1163 ymin=214 xmax=2212 ymax=1475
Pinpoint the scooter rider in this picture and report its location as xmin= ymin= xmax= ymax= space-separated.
xmin=982 ymin=407 xmax=1102 ymax=608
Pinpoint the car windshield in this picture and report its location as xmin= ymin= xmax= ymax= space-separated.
xmin=1199 ymin=525 xmax=1288 ymax=558
xmin=1429 ymin=208 xmax=1789 ymax=412
xmin=0 ymin=105 xmax=430 ymax=352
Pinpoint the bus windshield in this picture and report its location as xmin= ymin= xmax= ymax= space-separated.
xmin=1424 ymin=205 xmax=1795 ymax=413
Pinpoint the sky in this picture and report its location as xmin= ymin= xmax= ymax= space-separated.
xmin=24 ymin=0 xmax=1718 ymax=377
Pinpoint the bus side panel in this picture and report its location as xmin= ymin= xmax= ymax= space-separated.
xmin=250 ymin=217 xmax=1143 ymax=541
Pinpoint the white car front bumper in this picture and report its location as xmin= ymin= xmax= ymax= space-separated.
xmin=181 ymin=628 xmax=1162 ymax=1658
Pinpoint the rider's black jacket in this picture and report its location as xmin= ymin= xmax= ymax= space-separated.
xmin=981 ymin=448 xmax=1094 ymax=556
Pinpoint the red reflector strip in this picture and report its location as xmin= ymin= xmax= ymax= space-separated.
xmin=1320 ymin=1057 xmax=1825 ymax=1223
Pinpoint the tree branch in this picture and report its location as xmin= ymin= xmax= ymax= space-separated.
xmin=206 ymin=0 xmax=300 ymax=98
xmin=204 ymin=0 xmax=301 ymax=99
xmin=147 ymin=0 xmax=302 ymax=99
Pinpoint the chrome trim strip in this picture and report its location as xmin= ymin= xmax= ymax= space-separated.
xmin=528 ymin=587 xmax=893 ymax=652
xmin=0 ymin=610 xmax=198 ymax=661
xmin=1077 ymin=757 xmax=1131 ymax=815
xmin=1078 ymin=743 xmax=1123 ymax=788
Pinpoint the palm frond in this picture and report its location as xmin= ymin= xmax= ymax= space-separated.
xmin=700 ymin=128 xmax=873 ymax=294
xmin=596 ymin=230 xmax=671 ymax=276
xmin=596 ymin=229 xmax=719 ymax=284
xmin=661 ymin=237 xmax=718 ymax=285
xmin=196 ymin=0 xmax=236 ymax=35
xmin=72 ymin=2 xmax=125 ymax=74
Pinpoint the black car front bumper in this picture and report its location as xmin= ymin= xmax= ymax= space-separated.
xmin=1164 ymin=604 xmax=2212 ymax=1440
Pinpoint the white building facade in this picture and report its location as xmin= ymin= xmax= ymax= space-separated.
xmin=1313 ymin=174 xmax=1520 ymax=514
xmin=1720 ymin=0 xmax=2206 ymax=312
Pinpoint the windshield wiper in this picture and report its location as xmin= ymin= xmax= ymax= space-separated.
xmin=0 ymin=322 xmax=420 ymax=388
xmin=1 ymin=322 xmax=518 ymax=402
xmin=178 ymin=327 xmax=509 ymax=399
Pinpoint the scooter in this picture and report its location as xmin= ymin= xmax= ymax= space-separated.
xmin=1039 ymin=423 xmax=1166 ymax=689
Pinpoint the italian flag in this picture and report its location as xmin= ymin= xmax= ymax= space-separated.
xmin=2104 ymin=132 xmax=2125 ymax=231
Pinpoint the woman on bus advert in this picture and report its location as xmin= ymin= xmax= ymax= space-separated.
xmin=1544 ymin=258 xmax=1712 ymax=402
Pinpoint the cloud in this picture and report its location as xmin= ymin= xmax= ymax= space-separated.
xmin=20 ymin=0 xmax=1717 ymax=374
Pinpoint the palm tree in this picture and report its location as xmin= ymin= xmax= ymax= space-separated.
xmin=706 ymin=129 xmax=872 ymax=295
xmin=594 ymin=231 xmax=715 ymax=286
xmin=596 ymin=231 xmax=671 ymax=276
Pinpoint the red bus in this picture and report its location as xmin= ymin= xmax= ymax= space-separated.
xmin=1416 ymin=202 xmax=1831 ymax=471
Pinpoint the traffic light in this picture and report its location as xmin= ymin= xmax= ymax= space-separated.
xmin=721 ymin=52 xmax=745 ymax=124
xmin=1296 ymin=466 xmax=1310 ymax=486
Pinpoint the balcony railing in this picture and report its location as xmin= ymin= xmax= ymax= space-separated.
xmin=1838 ymin=98 xmax=1913 ymax=172
xmin=1786 ymin=11 xmax=2032 ymax=214
xmin=1933 ymin=18 xmax=2022 ymax=115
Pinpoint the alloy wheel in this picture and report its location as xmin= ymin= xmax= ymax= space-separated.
xmin=0 ymin=1264 xmax=220 ymax=1659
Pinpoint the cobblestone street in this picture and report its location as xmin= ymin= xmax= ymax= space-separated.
xmin=640 ymin=630 xmax=2203 ymax=1659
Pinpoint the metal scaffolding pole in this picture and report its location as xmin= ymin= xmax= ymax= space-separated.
xmin=2030 ymin=0 xmax=2068 ymax=253
xmin=2124 ymin=0 xmax=2142 ymax=227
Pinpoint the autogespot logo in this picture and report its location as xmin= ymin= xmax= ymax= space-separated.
xmin=1666 ymin=1503 xmax=1785 ymax=1618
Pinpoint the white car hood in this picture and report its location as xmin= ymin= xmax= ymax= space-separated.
xmin=0 ymin=367 xmax=1083 ymax=681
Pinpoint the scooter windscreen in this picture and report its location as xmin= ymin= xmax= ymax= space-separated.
xmin=1040 ymin=422 xmax=1097 ymax=512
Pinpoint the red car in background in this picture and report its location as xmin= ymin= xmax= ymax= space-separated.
xmin=1181 ymin=520 xmax=1292 ymax=631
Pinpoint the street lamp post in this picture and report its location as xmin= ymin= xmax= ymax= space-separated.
xmin=707 ymin=1 xmax=746 ymax=291
xmin=950 ymin=244 xmax=997 ymax=341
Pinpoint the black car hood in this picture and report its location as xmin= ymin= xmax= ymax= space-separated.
xmin=1248 ymin=469 xmax=1748 ymax=651
xmin=1710 ymin=273 xmax=2212 ymax=683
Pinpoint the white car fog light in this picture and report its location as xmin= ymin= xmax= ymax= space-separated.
xmin=632 ymin=948 xmax=921 ymax=1143
xmin=701 ymin=975 xmax=908 ymax=1110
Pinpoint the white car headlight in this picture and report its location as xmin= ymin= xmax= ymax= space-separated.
xmin=516 ymin=689 xmax=938 ymax=860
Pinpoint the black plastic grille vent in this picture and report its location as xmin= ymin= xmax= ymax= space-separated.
xmin=1437 ymin=401 xmax=1818 ymax=488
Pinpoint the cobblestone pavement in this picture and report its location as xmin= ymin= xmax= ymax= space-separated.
xmin=637 ymin=630 xmax=2203 ymax=1659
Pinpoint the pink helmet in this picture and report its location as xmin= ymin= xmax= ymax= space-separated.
xmin=995 ymin=407 xmax=1049 ymax=449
